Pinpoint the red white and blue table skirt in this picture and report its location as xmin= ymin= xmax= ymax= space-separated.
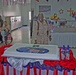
xmin=0 ymin=44 xmax=76 ymax=75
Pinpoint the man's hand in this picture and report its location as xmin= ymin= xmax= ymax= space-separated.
xmin=49 ymin=35 xmax=52 ymax=41
xmin=34 ymin=40 xmax=37 ymax=44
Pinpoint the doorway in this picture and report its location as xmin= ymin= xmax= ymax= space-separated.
xmin=5 ymin=16 xmax=21 ymax=30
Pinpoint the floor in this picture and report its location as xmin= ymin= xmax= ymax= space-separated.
xmin=11 ymin=26 xmax=31 ymax=44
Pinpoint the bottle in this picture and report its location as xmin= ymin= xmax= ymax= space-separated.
xmin=61 ymin=45 xmax=65 ymax=60
xmin=65 ymin=45 xmax=70 ymax=60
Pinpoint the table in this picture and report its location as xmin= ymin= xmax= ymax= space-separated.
xmin=0 ymin=44 xmax=76 ymax=75
xmin=2 ymin=43 xmax=60 ymax=60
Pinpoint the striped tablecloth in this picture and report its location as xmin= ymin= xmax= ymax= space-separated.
xmin=0 ymin=45 xmax=76 ymax=75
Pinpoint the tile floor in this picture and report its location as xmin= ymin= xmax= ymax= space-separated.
xmin=11 ymin=26 xmax=31 ymax=44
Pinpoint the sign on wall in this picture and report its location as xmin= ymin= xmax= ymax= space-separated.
xmin=39 ymin=5 xmax=51 ymax=19
xmin=39 ymin=5 xmax=51 ymax=12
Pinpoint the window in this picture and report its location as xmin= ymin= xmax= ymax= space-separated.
xmin=29 ymin=11 xmax=31 ymax=21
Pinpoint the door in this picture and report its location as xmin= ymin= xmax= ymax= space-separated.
xmin=10 ymin=16 xmax=21 ymax=30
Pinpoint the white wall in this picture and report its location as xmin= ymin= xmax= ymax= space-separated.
xmin=3 ymin=5 xmax=21 ymax=16
xmin=32 ymin=0 xmax=76 ymax=20
xmin=20 ymin=4 xmax=31 ymax=25
xmin=31 ymin=0 xmax=51 ymax=17
xmin=0 ymin=0 xmax=4 ymax=18
xmin=0 ymin=0 xmax=31 ymax=26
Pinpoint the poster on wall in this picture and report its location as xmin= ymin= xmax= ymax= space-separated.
xmin=39 ymin=5 xmax=51 ymax=12
xmin=39 ymin=5 xmax=51 ymax=19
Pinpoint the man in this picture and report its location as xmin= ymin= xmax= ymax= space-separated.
xmin=0 ymin=27 xmax=3 ymax=43
xmin=0 ymin=15 xmax=3 ymax=27
xmin=3 ymin=21 xmax=10 ymax=44
xmin=33 ymin=13 xmax=51 ymax=44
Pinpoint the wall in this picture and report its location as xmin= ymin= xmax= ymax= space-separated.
xmin=20 ymin=4 xmax=31 ymax=25
xmin=0 ymin=0 xmax=31 ymax=26
xmin=0 ymin=0 xmax=76 ymax=25
xmin=31 ymin=0 xmax=51 ymax=18
xmin=32 ymin=0 xmax=76 ymax=21
xmin=31 ymin=0 xmax=76 ymax=34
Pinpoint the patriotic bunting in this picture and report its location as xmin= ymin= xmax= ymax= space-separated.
xmin=2 ymin=0 xmax=26 ymax=6
xmin=10 ymin=0 xmax=12 ymax=5
xmin=36 ymin=0 xmax=39 ymax=2
xmin=2 ymin=0 xmax=70 ymax=6
xmin=1 ymin=64 xmax=76 ymax=75
xmin=46 ymin=0 xmax=49 ymax=2
xmin=24 ymin=0 xmax=26 ymax=4
xmin=6 ymin=0 xmax=8 ymax=5
xmin=57 ymin=0 xmax=59 ymax=2
xmin=36 ymin=0 xmax=49 ymax=2
xmin=57 ymin=0 xmax=69 ymax=2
